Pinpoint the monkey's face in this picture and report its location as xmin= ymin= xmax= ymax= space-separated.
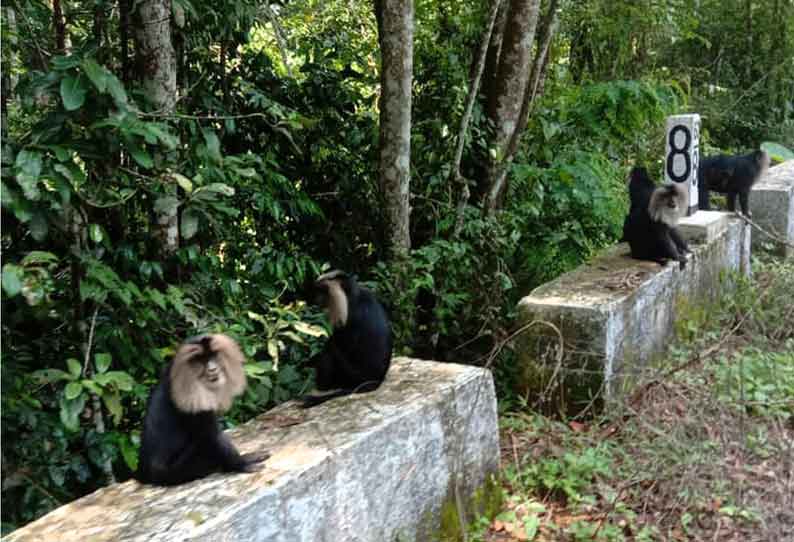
xmin=170 ymin=334 xmax=247 ymax=414
xmin=193 ymin=353 xmax=228 ymax=390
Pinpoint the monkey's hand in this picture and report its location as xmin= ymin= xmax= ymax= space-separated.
xmin=241 ymin=451 xmax=270 ymax=472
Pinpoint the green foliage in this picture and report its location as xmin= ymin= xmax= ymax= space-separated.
xmin=514 ymin=446 xmax=613 ymax=504
xmin=4 ymin=0 xmax=792 ymax=532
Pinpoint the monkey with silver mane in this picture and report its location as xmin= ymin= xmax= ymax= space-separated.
xmin=135 ymin=334 xmax=268 ymax=486
xmin=302 ymin=270 xmax=392 ymax=408
xmin=623 ymin=167 xmax=691 ymax=270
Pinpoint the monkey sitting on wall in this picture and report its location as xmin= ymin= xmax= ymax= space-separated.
xmin=698 ymin=149 xmax=770 ymax=216
xmin=623 ymin=167 xmax=690 ymax=270
xmin=302 ymin=270 xmax=392 ymax=408
xmin=135 ymin=334 xmax=268 ymax=486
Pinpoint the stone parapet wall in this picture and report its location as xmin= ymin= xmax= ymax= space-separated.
xmin=5 ymin=358 xmax=499 ymax=542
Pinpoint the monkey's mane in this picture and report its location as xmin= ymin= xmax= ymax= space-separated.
xmin=649 ymin=183 xmax=687 ymax=226
xmin=325 ymin=280 xmax=349 ymax=328
xmin=169 ymin=334 xmax=247 ymax=414
xmin=317 ymin=270 xmax=350 ymax=328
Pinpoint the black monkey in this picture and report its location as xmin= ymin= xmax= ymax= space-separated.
xmin=623 ymin=167 xmax=690 ymax=270
xmin=698 ymin=150 xmax=770 ymax=216
xmin=302 ymin=270 xmax=392 ymax=408
xmin=135 ymin=334 xmax=268 ymax=486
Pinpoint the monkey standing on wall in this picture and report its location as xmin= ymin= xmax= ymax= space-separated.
xmin=136 ymin=334 xmax=269 ymax=486
xmin=302 ymin=270 xmax=392 ymax=408
xmin=698 ymin=150 xmax=770 ymax=216
xmin=623 ymin=167 xmax=691 ymax=270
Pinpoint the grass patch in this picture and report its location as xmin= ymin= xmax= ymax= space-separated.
xmin=465 ymin=257 xmax=794 ymax=541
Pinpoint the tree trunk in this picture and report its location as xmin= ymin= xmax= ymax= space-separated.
xmin=52 ymin=0 xmax=67 ymax=53
xmin=481 ymin=0 xmax=509 ymax=110
xmin=483 ymin=0 xmax=542 ymax=215
xmin=119 ymin=0 xmax=131 ymax=83
xmin=527 ymin=0 xmax=559 ymax=106
xmin=2 ymin=6 xmax=18 ymax=139
xmin=134 ymin=0 xmax=179 ymax=256
xmin=374 ymin=0 xmax=414 ymax=258
xmin=451 ymin=0 xmax=503 ymax=237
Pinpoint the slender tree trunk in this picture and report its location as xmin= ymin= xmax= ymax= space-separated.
xmin=134 ymin=0 xmax=179 ymax=255
xmin=374 ymin=0 xmax=414 ymax=258
xmin=451 ymin=0 xmax=503 ymax=237
xmin=527 ymin=0 xmax=560 ymax=112
xmin=483 ymin=0 xmax=542 ymax=215
xmin=53 ymin=0 xmax=67 ymax=53
xmin=119 ymin=0 xmax=131 ymax=83
xmin=481 ymin=0 xmax=509 ymax=109
xmin=487 ymin=0 xmax=559 ymax=211
xmin=2 ymin=6 xmax=18 ymax=139
xmin=745 ymin=0 xmax=752 ymax=80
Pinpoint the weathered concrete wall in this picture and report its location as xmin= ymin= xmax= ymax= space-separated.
xmin=5 ymin=358 xmax=499 ymax=542
xmin=515 ymin=214 xmax=750 ymax=407
xmin=750 ymin=160 xmax=794 ymax=258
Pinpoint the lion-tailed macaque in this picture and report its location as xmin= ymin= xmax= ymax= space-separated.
xmin=302 ymin=270 xmax=392 ymax=408
xmin=135 ymin=334 xmax=268 ymax=485
xmin=623 ymin=167 xmax=690 ymax=270
xmin=698 ymin=150 xmax=770 ymax=216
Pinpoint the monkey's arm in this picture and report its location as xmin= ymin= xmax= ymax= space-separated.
xmin=212 ymin=432 xmax=269 ymax=473
xmin=669 ymin=227 xmax=690 ymax=253
xmin=656 ymin=227 xmax=686 ymax=270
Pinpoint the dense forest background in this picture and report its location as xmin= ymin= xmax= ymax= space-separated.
xmin=1 ymin=0 xmax=793 ymax=531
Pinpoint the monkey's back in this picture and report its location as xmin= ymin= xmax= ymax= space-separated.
xmin=700 ymin=152 xmax=762 ymax=193
xmin=334 ymin=287 xmax=392 ymax=381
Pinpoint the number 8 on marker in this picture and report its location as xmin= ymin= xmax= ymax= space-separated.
xmin=666 ymin=125 xmax=691 ymax=182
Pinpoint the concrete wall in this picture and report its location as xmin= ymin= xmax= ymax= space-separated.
xmin=515 ymin=214 xmax=750 ymax=408
xmin=750 ymin=160 xmax=794 ymax=258
xmin=5 ymin=358 xmax=499 ymax=542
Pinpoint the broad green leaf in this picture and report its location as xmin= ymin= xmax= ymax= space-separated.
xmin=103 ymin=391 xmax=123 ymax=425
xmin=60 ymin=75 xmax=88 ymax=111
xmin=245 ymin=362 xmax=271 ymax=375
xmin=29 ymin=213 xmax=48 ymax=241
xmin=82 ymin=380 xmax=103 ymax=396
xmin=201 ymin=129 xmax=222 ymax=164
xmin=21 ymin=251 xmax=58 ymax=267
xmin=54 ymin=162 xmax=87 ymax=184
xmin=97 ymin=370 xmax=135 ymax=391
xmin=292 ymin=321 xmax=328 ymax=337
xmin=267 ymin=339 xmax=280 ymax=368
xmin=82 ymin=58 xmax=108 ymax=92
xmin=89 ymin=223 xmax=104 ymax=244
xmin=281 ymin=330 xmax=304 ymax=344
xmin=154 ymin=196 xmax=180 ymax=216
xmin=2 ymin=264 xmax=23 ymax=297
xmin=105 ymin=74 xmax=128 ymax=107
xmin=119 ymin=434 xmax=139 ymax=471
xmin=65 ymin=381 xmax=83 ymax=400
xmin=95 ymin=352 xmax=112 ymax=374
xmin=32 ymin=368 xmax=72 ymax=384
xmin=59 ymin=394 xmax=86 ymax=432
xmin=15 ymin=149 xmax=43 ymax=200
xmin=127 ymin=140 xmax=153 ymax=168
xmin=181 ymin=209 xmax=199 ymax=240
xmin=52 ymin=55 xmax=81 ymax=70
xmin=195 ymin=183 xmax=235 ymax=197
xmin=67 ymin=358 xmax=83 ymax=378
xmin=145 ymin=124 xmax=178 ymax=150
xmin=761 ymin=142 xmax=794 ymax=162
xmin=147 ymin=287 xmax=167 ymax=309
xmin=171 ymin=172 xmax=193 ymax=193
